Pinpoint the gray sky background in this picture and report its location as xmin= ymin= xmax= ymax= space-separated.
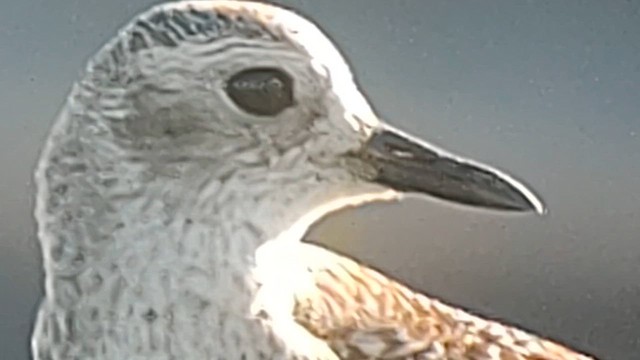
xmin=1 ymin=1 xmax=639 ymax=359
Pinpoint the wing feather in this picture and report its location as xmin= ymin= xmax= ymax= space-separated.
xmin=292 ymin=243 xmax=595 ymax=360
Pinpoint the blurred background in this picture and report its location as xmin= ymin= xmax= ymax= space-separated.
xmin=1 ymin=0 xmax=638 ymax=359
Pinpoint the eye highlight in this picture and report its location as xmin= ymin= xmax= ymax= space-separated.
xmin=225 ymin=67 xmax=294 ymax=116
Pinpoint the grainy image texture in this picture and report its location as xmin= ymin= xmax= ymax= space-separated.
xmin=31 ymin=2 xmax=598 ymax=360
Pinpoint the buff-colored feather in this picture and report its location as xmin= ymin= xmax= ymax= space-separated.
xmin=294 ymin=243 xmax=593 ymax=360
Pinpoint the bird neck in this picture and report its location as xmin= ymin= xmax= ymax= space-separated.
xmin=35 ymin=119 xmax=395 ymax=357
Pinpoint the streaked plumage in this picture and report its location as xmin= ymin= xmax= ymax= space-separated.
xmin=293 ymin=243 xmax=593 ymax=360
xmin=32 ymin=1 xmax=595 ymax=359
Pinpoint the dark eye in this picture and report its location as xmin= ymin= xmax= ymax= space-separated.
xmin=225 ymin=67 xmax=294 ymax=116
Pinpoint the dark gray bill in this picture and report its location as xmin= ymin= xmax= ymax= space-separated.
xmin=360 ymin=126 xmax=545 ymax=213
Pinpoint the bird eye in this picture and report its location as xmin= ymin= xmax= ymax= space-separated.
xmin=225 ymin=67 xmax=294 ymax=116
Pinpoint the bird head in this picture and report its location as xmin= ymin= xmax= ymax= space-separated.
xmin=39 ymin=1 xmax=542 ymax=217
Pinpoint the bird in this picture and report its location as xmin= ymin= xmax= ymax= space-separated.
xmin=31 ymin=1 xmax=595 ymax=359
